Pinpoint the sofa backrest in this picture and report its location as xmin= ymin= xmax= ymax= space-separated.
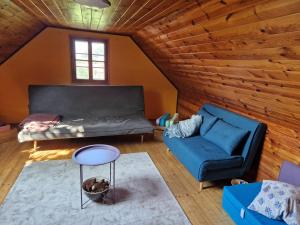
xmin=199 ymin=103 xmax=266 ymax=173
xmin=29 ymin=85 xmax=145 ymax=118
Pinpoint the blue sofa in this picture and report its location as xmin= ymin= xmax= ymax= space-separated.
xmin=223 ymin=183 xmax=285 ymax=225
xmin=163 ymin=103 xmax=266 ymax=189
xmin=223 ymin=161 xmax=300 ymax=225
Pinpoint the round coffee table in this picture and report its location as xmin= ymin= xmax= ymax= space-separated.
xmin=72 ymin=144 xmax=120 ymax=209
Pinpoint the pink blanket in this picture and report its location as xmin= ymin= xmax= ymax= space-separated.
xmin=20 ymin=113 xmax=60 ymax=132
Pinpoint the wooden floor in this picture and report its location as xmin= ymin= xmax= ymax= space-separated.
xmin=0 ymin=133 xmax=234 ymax=225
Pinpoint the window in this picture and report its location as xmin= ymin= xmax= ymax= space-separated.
xmin=70 ymin=37 xmax=108 ymax=84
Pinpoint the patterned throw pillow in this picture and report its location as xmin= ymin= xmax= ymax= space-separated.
xmin=248 ymin=180 xmax=300 ymax=225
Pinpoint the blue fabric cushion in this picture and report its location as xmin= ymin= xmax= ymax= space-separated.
xmin=223 ymin=183 xmax=286 ymax=225
xmin=199 ymin=109 xmax=218 ymax=136
xmin=204 ymin=120 xmax=249 ymax=155
xmin=163 ymin=135 xmax=244 ymax=180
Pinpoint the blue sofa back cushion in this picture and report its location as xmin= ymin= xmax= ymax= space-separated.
xmin=201 ymin=104 xmax=267 ymax=173
xmin=204 ymin=120 xmax=249 ymax=155
xmin=198 ymin=109 xmax=218 ymax=136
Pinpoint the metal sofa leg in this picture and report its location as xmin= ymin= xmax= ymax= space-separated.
xmin=199 ymin=181 xmax=204 ymax=192
xmin=141 ymin=135 xmax=144 ymax=143
xmin=33 ymin=140 xmax=37 ymax=151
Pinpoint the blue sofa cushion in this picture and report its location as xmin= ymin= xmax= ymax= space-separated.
xmin=198 ymin=109 xmax=218 ymax=136
xmin=204 ymin=120 xmax=249 ymax=155
xmin=202 ymin=104 xmax=266 ymax=173
xmin=223 ymin=183 xmax=286 ymax=225
xmin=163 ymin=135 xmax=244 ymax=180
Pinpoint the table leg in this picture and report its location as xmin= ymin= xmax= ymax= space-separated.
xmin=113 ymin=160 xmax=115 ymax=204
xmin=80 ymin=165 xmax=83 ymax=209
xmin=110 ymin=162 xmax=112 ymax=183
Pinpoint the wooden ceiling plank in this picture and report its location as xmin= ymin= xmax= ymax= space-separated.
xmin=126 ymin=0 xmax=166 ymax=29
xmin=95 ymin=9 xmax=104 ymax=30
xmin=141 ymin=0 xmax=210 ymax=34
xmin=39 ymin=0 xmax=64 ymax=25
xmin=115 ymin=0 xmax=152 ymax=31
xmin=51 ymin=0 xmax=69 ymax=26
xmin=12 ymin=0 xmax=51 ymax=24
xmin=100 ymin=0 xmax=123 ymax=30
xmin=110 ymin=0 xmax=139 ymax=28
xmin=134 ymin=1 xmax=191 ymax=30
xmin=27 ymin=0 xmax=57 ymax=24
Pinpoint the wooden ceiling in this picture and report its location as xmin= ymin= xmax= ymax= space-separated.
xmin=0 ymin=0 xmax=197 ymax=63
xmin=1 ymin=0 xmax=300 ymax=180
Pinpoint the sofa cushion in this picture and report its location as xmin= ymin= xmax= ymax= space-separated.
xmin=198 ymin=109 xmax=218 ymax=136
xmin=28 ymin=85 xmax=146 ymax=118
xmin=18 ymin=114 xmax=153 ymax=142
xmin=163 ymin=135 xmax=244 ymax=180
xmin=202 ymin=104 xmax=266 ymax=174
xmin=204 ymin=120 xmax=249 ymax=155
xmin=223 ymin=183 xmax=286 ymax=225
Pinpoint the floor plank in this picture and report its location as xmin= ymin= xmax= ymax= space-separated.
xmin=0 ymin=135 xmax=234 ymax=225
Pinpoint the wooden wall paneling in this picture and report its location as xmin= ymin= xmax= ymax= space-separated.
xmin=144 ymin=13 xmax=300 ymax=50
xmin=149 ymin=0 xmax=300 ymax=44
xmin=133 ymin=0 xmax=300 ymax=180
xmin=144 ymin=0 xmax=269 ymax=41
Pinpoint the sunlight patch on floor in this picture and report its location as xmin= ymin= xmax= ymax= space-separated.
xmin=28 ymin=149 xmax=74 ymax=162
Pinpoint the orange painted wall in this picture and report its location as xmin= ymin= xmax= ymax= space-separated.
xmin=0 ymin=27 xmax=177 ymax=123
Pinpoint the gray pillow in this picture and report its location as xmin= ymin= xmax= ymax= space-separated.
xmin=248 ymin=180 xmax=300 ymax=225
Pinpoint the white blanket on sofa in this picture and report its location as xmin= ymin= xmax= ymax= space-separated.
xmin=165 ymin=115 xmax=202 ymax=138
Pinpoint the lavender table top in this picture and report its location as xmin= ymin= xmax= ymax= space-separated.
xmin=72 ymin=144 xmax=120 ymax=166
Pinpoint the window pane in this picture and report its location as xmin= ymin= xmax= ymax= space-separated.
xmin=92 ymin=61 xmax=104 ymax=68
xmin=76 ymin=60 xmax=89 ymax=67
xmin=93 ymin=68 xmax=105 ymax=80
xmin=92 ymin=42 xmax=104 ymax=55
xmin=75 ymin=41 xmax=88 ymax=54
xmin=76 ymin=53 xmax=88 ymax=60
xmin=76 ymin=67 xmax=89 ymax=80
xmin=92 ymin=54 xmax=105 ymax=61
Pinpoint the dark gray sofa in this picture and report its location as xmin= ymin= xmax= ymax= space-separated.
xmin=18 ymin=85 xmax=153 ymax=143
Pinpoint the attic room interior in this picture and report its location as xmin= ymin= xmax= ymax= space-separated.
xmin=0 ymin=0 xmax=300 ymax=224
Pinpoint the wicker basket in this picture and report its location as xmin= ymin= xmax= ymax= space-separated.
xmin=82 ymin=177 xmax=110 ymax=201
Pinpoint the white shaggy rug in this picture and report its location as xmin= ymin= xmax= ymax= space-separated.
xmin=0 ymin=152 xmax=191 ymax=225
